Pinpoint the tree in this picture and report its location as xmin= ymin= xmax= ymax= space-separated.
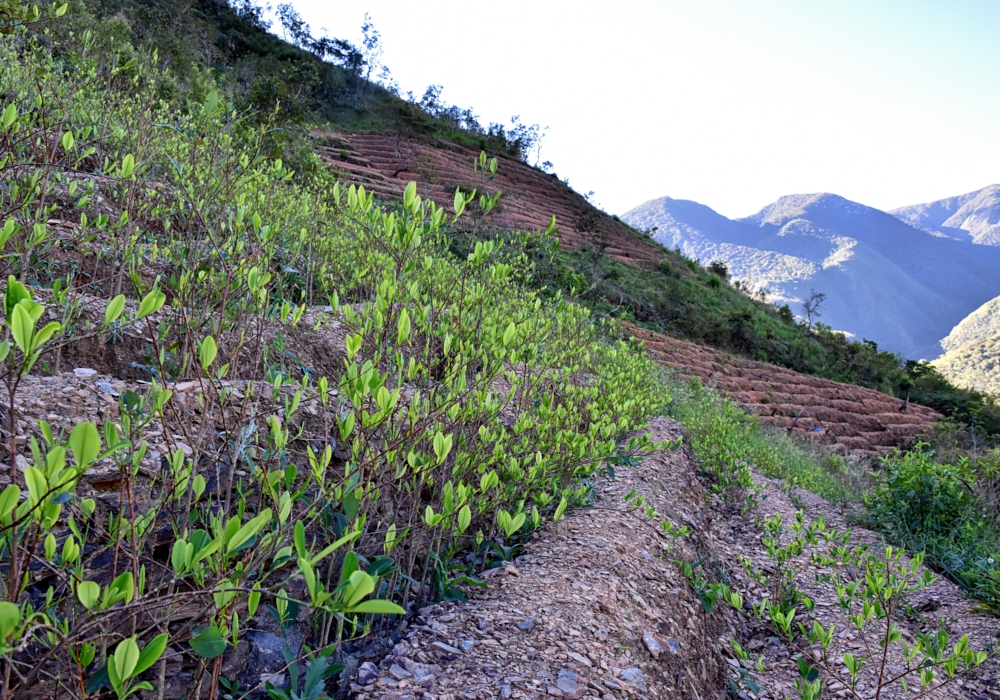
xmin=801 ymin=289 xmax=826 ymax=328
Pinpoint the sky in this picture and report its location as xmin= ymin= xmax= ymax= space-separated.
xmin=279 ymin=0 xmax=1000 ymax=219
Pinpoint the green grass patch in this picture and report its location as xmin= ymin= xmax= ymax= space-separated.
xmin=666 ymin=378 xmax=865 ymax=506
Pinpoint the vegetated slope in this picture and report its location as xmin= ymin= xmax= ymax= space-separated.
xmin=316 ymin=134 xmax=949 ymax=454
xmin=624 ymin=193 xmax=1000 ymax=360
xmin=83 ymin=0 xmax=998 ymax=429
xmin=941 ymin=296 xmax=1000 ymax=354
xmin=891 ymin=184 xmax=1000 ymax=246
xmin=0 ymin=19 xmax=677 ymax=696
xmin=626 ymin=324 xmax=939 ymax=456
xmin=935 ymin=335 xmax=1000 ymax=396
xmin=932 ymin=294 xmax=1000 ymax=397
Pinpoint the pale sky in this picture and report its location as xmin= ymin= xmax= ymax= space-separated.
xmin=281 ymin=0 xmax=1000 ymax=219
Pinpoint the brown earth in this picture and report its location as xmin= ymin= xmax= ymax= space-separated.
xmin=312 ymin=132 xmax=665 ymax=268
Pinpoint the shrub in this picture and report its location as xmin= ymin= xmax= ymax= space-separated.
xmin=864 ymin=447 xmax=1000 ymax=610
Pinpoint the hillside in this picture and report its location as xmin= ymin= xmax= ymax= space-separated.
xmin=626 ymin=325 xmax=939 ymax=456
xmin=312 ymin=131 xmax=663 ymax=267
xmin=6 ymin=4 xmax=1000 ymax=699
xmin=625 ymin=192 xmax=1000 ymax=360
xmin=891 ymin=184 xmax=1000 ymax=246
xmin=935 ymin=335 xmax=1000 ymax=396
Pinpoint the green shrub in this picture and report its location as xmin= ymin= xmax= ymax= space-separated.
xmin=865 ymin=447 xmax=1000 ymax=610
xmin=0 ymin=19 xmax=668 ymax=694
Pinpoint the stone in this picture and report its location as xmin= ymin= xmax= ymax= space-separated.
xmin=260 ymin=672 xmax=286 ymax=687
xmin=389 ymin=664 xmax=412 ymax=680
xmin=556 ymin=675 xmax=585 ymax=699
xmin=399 ymin=657 xmax=437 ymax=682
xmin=642 ymin=631 xmax=666 ymax=658
xmin=73 ymin=368 xmax=97 ymax=377
xmin=432 ymin=641 xmax=463 ymax=655
xmin=458 ymin=639 xmax=474 ymax=652
xmin=358 ymin=661 xmax=379 ymax=685
xmin=566 ymin=651 xmax=592 ymax=667
xmin=517 ymin=619 xmax=535 ymax=632
xmin=619 ymin=668 xmax=647 ymax=692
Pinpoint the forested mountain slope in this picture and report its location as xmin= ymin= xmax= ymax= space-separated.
xmin=625 ymin=192 xmax=1000 ymax=360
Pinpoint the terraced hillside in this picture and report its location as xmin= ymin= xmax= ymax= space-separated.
xmin=314 ymin=131 xmax=664 ymax=267
xmin=627 ymin=325 xmax=940 ymax=455
xmin=320 ymin=131 xmax=942 ymax=456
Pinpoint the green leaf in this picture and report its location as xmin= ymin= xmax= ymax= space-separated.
xmin=192 ymin=474 xmax=205 ymax=499
xmin=69 ymin=422 xmax=101 ymax=471
xmin=293 ymin=520 xmax=307 ymax=559
xmin=248 ymin=583 xmax=261 ymax=617
xmin=24 ymin=467 xmax=46 ymax=505
xmin=345 ymin=571 xmax=376 ymax=608
xmin=113 ymin=637 xmax=140 ymax=683
xmin=0 ymin=485 xmax=19 ymax=520
xmin=347 ymin=599 xmax=406 ymax=615
xmin=0 ymin=602 xmax=20 ymax=640
xmin=201 ymin=90 xmax=220 ymax=117
xmin=55 ymin=2 xmax=67 ymax=16
xmin=190 ymin=625 xmax=226 ymax=658
xmin=199 ymin=336 xmax=217 ymax=370
xmin=1 ymin=104 xmax=16 ymax=130
xmin=10 ymin=302 xmax=32 ymax=353
xmin=136 ymin=288 xmax=165 ymax=320
xmin=4 ymin=276 xmax=30 ymax=324
xmin=309 ymin=529 xmax=360 ymax=566
xmin=226 ymin=508 xmax=272 ymax=556
xmin=456 ymin=504 xmax=471 ymax=533
xmin=120 ymin=153 xmax=136 ymax=179
xmin=31 ymin=321 xmax=60 ymax=352
xmin=104 ymin=295 xmax=126 ymax=328
xmin=502 ymin=322 xmax=516 ymax=347
xmin=133 ymin=633 xmax=168 ymax=677
xmin=553 ymin=496 xmax=568 ymax=523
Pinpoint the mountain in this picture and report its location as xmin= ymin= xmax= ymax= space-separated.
xmin=934 ymin=335 xmax=1000 ymax=396
xmin=625 ymin=192 xmax=1000 ymax=359
xmin=890 ymin=185 xmax=1000 ymax=246
xmin=929 ymin=296 xmax=1000 ymax=395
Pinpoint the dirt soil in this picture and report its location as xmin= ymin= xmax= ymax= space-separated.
xmin=353 ymin=418 xmax=1000 ymax=700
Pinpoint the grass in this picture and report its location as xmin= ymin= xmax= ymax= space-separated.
xmin=665 ymin=376 xmax=866 ymax=506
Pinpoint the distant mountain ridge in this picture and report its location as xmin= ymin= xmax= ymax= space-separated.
xmin=624 ymin=190 xmax=1000 ymax=360
xmin=890 ymin=185 xmax=1000 ymax=246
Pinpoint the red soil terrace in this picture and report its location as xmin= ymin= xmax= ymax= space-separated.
xmin=629 ymin=325 xmax=940 ymax=456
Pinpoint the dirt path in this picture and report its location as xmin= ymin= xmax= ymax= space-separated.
xmin=351 ymin=417 xmax=729 ymax=699
xmin=351 ymin=418 xmax=1000 ymax=700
